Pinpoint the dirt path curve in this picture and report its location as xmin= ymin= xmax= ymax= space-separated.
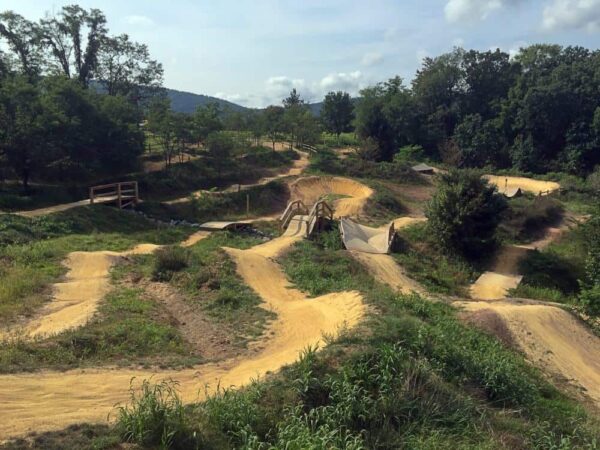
xmin=0 ymin=234 xmax=209 ymax=341
xmin=289 ymin=176 xmax=374 ymax=218
xmin=167 ymin=149 xmax=310 ymax=205
xmin=483 ymin=175 xmax=560 ymax=195
xmin=0 ymin=223 xmax=365 ymax=440
xmin=469 ymin=215 xmax=578 ymax=300
xmin=456 ymin=300 xmax=600 ymax=405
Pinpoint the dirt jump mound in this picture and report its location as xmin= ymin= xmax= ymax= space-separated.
xmin=289 ymin=176 xmax=373 ymax=218
xmin=456 ymin=300 xmax=600 ymax=406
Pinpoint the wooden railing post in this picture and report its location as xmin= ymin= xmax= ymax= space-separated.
xmin=117 ymin=183 xmax=122 ymax=209
xmin=89 ymin=187 xmax=94 ymax=204
xmin=134 ymin=182 xmax=139 ymax=205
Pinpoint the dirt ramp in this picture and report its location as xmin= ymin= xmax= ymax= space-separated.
xmin=340 ymin=219 xmax=392 ymax=254
xmin=289 ymin=176 xmax=373 ymax=218
xmin=351 ymin=251 xmax=426 ymax=295
xmin=455 ymin=301 xmax=600 ymax=405
xmin=483 ymin=175 xmax=560 ymax=195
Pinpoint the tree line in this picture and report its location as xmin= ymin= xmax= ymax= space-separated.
xmin=353 ymin=45 xmax=600 ymax=175
xmin=0 ymin=5 xmax=163 ymax=189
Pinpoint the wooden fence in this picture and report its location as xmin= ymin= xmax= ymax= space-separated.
xmin=89 ymin=181 xmax=139 ymax=209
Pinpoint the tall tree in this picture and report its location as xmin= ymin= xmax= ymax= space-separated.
xmin=96 ymin=34 xmax=163 ymax=103
xmin=146 ymin=98 xmax=177 ymax=168
xmin=0 ymin=76 xmax=45 ymax=190
xmin=321 ymin=91 xmax=354 ymax=143
xmin=39 ymin=5 xmax=107 ymax=86
xmin=0 ymin=12 xmax=43 ymax=79
xmin=192 ymin=103 xmax=223 ymax=147
xmin=263 ymin=105 xmax=284 ymax=151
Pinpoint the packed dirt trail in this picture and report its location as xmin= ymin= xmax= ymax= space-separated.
xmin=0 ymin=233 xmax=210 ymax=341
xmin=470 ymin=214 xmax=576 ymax=300
xmin=0 ymin=220 xmax=365 ymax=439
xmin=11 ymin=196 xmax=118 ymax=218
xmin=456 ymin=300 xmax=600 ymax=405
xmin=167 ymin=148 xmax=310 ymax=204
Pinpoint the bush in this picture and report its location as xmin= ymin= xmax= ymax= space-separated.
xmin=426 ymin=170 xmax=507 ymax=259
xmin=500 ymin=196 xmax=564 ymax=243
xmin=152 ymin=247 xmax=189 ymax=281
xmin=519 ymin=251 xmax=580 ymax=296
xmin=116 ymin=379 xmax=198 ymax=449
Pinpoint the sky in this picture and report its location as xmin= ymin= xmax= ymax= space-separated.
xmin=3 ymin=0 xmax=600 ymax=107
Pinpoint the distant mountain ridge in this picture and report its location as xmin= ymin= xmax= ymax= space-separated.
xmin=166 ymin=88 xmax=250 ymax=114
xmin=165 ymin=87 xmax=324 ymax=115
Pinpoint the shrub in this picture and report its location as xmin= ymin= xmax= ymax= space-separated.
xmin=152 ymin=247 xmax=189 ymax=281
xmin=426 ymin=170 xmax=507 ymax=259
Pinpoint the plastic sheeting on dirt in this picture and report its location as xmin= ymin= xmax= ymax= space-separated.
xmin=339 ymin=218 xmax=394 ymax=254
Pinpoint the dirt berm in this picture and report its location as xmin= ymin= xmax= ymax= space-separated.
xmin=289 ymin=176 xmax=373 ymax=218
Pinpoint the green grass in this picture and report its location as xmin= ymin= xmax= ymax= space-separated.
xmin=4 ymin=227 xmax=600 ymax=449
xmin=509 ymin=224 xmax=588 ymax=304
xmin=320 ymin=131 xmax=359 ymax=148
xmin=391 ymin=223 xmax=479 ymax=296
xmin=132 ymin=231 xmax=275 ymax=344
xmin=0 ymin=287 xmax=196 ymax=373
xmin=0 ymin=206 xmax=190 ymax=323
xmin=139 ymin=180 xmax=289 ymax=224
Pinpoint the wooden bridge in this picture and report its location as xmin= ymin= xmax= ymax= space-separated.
xmin=89 ymin=181 xmax=139 ymax=209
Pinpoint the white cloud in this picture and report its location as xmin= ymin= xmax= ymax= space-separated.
xmin=542 ymin=0 xmax=600 ymax=32
xmin=319 ymin=71 xmax=363 ymax=93
xmin=214 ymin=92 xmax=247 ymax=104
xmin=259 ymin=71 xmax=365 ymax=107
xmin=444 ymin=0 xmax=523 ymax=23
xmin=125 ymin=15 xmax=154 ymax=26
xmin=361 ymin=51 xmax=384 ymax=66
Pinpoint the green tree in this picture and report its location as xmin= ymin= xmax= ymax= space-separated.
xmin=263 ymin=105 xmax=284 ymax=150
xmin=283 ymin=89 xmax=308 ymax=149
xmin=205 ymin=132 xmax=234 ymax=177
xmin=39 ymin=5 xmax=107 ymax=86
xmin=426 ymin=170 xmax=507 ymax=259
xmin=354 ymin=84 xmax=395 ymax=161
xmin=96 ymin=33 xmax=163 ymax=104
xmin=0 ymin=75 xmax=45 ymax=190
xmin=0 ymin=11 xmax=43 ymax=79
xmin=453 ymin=114 xmax=507 ymax=168
xmin=321 ymin=91 xmax=354 ymax=143
xmin=146 ymin=98 xmax=177 ymax=168
xmin=192 ymin=103 xmax=222 ymax=147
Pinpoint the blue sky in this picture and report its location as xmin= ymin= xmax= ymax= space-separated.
xmin=4 ymin=0 xmax=600 ymax=107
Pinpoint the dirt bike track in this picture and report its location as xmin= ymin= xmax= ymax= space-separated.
xmin=2 ymin=163 xmax=600 ymax=439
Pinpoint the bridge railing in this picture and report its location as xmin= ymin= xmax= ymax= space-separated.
xmin=280 ymin=199 xmax=308 ymax=232
xmin=89 ymin=181 xmax=139 ymax=209
xmin=306 ymin=200 xmax=334 ymax=237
